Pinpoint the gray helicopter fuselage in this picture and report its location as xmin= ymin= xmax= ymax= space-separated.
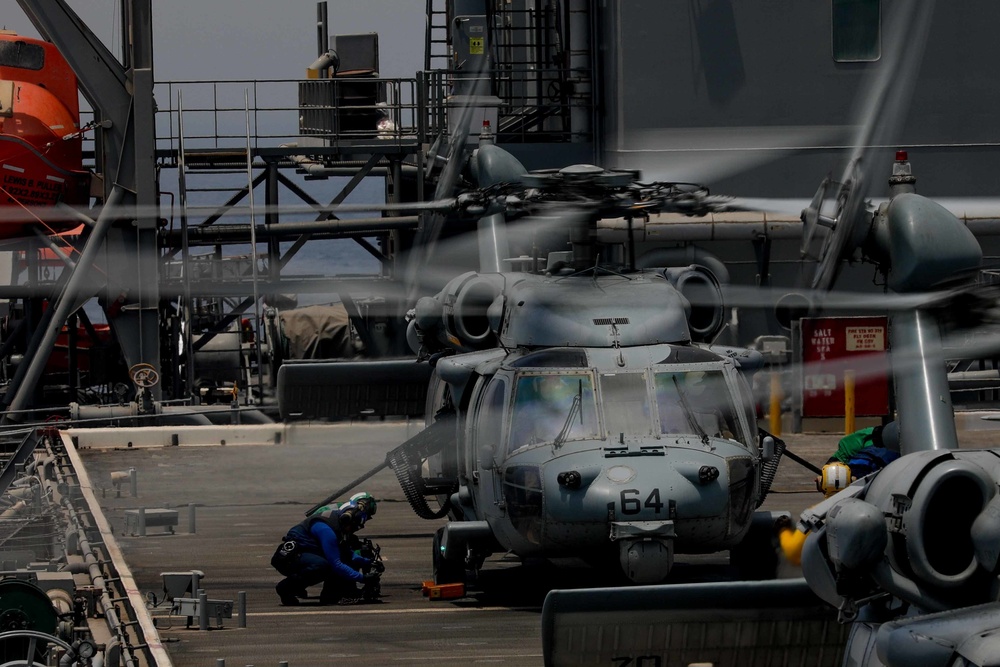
xmin=434 ymin=341 xmax=764 ymax=581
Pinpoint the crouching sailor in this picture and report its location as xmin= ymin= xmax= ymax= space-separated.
xmin=271 ymin=493 xmax=380 ymax=605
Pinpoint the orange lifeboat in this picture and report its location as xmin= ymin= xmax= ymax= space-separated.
xmin=0 ymin=31 xmax=89 ymax=238
xmin=46 ymin=322 xmax=112 ymax=375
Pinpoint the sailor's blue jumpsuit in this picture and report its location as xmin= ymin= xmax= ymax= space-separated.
xmin=273 ymin=507 xmax=370 ymax=603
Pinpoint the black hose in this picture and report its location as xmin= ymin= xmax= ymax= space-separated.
xmin=782 ymin=447 xmax=823 ymax=475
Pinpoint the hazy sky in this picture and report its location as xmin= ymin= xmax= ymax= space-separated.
xmin=8 ymin=0 xmax=426 ymax=81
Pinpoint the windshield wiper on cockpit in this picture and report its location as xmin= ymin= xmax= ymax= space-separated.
xmin=553 ymin=379 xmax=583 ymax=449
xmin=672 ymin=375 xmax=710 ymax=445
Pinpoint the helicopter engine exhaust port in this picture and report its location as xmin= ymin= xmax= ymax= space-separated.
xmin=610 ymin=521 xmax=677 ymax=583
xmin=864 ymin=452 xmax=995 ymax=594
xmin=800 ymin=450 xmax=1000 ymax=614
xmin=452 ymin=276 xmax=501 ymax=346
xmin=661 ymin=266 xmax=725 ymax=342
xmin=416 ymin=272 xmax=506 ymax=352
xmin=774 ymin=292 xmax=814 ymax=331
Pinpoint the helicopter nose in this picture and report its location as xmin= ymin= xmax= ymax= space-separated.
xmin=543 ymin=446 xmax=749 ymax=543
xmin=546 ymin=455 xmax=730 ymax=530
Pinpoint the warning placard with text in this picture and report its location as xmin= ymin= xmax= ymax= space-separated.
xmin=800 ymin=316 xmax=890 ymax=417
xmin=845 ymin=326 xmax=885 ymax=351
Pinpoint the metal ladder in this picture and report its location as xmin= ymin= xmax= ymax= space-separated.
xmin=425 ymin=0 xmax=451 ymax=73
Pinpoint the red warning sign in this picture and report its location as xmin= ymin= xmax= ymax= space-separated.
xmin=800 ymin=316 xmax=890 ymax=417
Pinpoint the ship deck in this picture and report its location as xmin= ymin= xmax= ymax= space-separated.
xmin=63 ymin=416 xmax=1000 ymax=666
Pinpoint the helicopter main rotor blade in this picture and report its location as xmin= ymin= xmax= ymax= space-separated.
xmin=403 ymin=62 xmax=493 ymax=305
xmin=710 ymin=197 xmax=816 ymax=219
xmin=709 ymin=283 xmax=957 ymax=315
xmin=0 ymin=200 xmax=458 ymax=226
xmin=623 ymin=125 xmax=844 ymax=187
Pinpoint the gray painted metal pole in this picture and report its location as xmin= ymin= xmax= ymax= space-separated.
xmin=238 ymin=591 xmax=246 ymax=628
xmin=1 ymin=186 xmax=125 ymax=423
xmin=189 ymin=503 xmax=197 ymax=534
xmin=177 ymin=91 xmax=196 ymax=399
xmin=890 ymin=309 xmax=959 ymax=453
xmin=129 ymin=467 xmax=137 ymax=497
xmin=198 ymin=589 xmax=209 ymax=631
xmin=245 ymin=91 xmax=264 ymax=408
xmin=317 ymin=2 xmax=328 ymax=60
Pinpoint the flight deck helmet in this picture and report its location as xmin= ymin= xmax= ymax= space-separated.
xmin=343 ymin=492 xmax=377 ymax=528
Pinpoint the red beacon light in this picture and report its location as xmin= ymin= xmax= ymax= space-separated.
xmin=478 ymin=119 xmax=495 ymax=146
xmin=890 ymin=149 xmax=915 ymax=190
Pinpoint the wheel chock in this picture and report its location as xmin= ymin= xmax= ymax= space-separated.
xmin=421 ymin=580 xmax=465 ymax=599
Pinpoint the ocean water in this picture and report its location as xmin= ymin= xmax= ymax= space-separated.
xmin=171 ymin=167 xmax=384 ymax=286
xmin=76 ymin=84 xmax=408 ymax=323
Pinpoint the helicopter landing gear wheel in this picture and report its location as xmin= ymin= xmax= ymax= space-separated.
xmin=432 ymin=527 xmax=465 ymax=585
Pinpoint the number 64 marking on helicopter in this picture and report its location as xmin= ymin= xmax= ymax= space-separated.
xmin=616 ymin=488 xmax=663 ymax=515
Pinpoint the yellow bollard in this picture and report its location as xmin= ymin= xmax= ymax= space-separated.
xmin=769 ymin=372 xmax=782 ymax=436
xmin=844 ymin=370 xmax=856 ymax=435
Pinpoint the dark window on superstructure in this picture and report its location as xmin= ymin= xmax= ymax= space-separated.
xmin=832 ymin=0 xmax=880 ymax=62
xmin=0 ymin=41 xmax=45 ymax=70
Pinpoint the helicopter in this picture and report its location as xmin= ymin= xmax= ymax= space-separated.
xmin=289 ymin=1 xmax=954 ymax=585
xmin=294 ymin=129 xmax=802 ymax=585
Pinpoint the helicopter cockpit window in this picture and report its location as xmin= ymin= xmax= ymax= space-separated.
xmin=474 ymin=376 xmax=507 ymax=468
xmin=654 ymin=370 xmax=745 ymax=444
xmin=509 ymin=372 xmax=599 ymax=452
xmin=599 ymin=372 xmax=653 ymax=436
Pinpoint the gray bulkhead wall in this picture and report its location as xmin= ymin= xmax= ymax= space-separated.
xmin=476 ymin=0 xmax=597 ymax=168
xmin=595 ymin=0 xmax=1000 ymax=345
xmin=598 ymin=0 xmax=1000 ymax=200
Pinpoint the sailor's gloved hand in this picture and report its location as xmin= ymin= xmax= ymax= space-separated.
xmin=362 ymin=572 xmax=381 ymax=584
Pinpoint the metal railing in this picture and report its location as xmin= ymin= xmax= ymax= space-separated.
xmin=152 ymin=76 xmax=431 ymax=160
xmin=146 ymin=69 xmax=590 ymax=161
xmin=424 ymin=66 xmax=593 ymax=144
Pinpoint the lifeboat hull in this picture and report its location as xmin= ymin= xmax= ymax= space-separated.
xmin=0 ymin=33 xmax=89 ymax=238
